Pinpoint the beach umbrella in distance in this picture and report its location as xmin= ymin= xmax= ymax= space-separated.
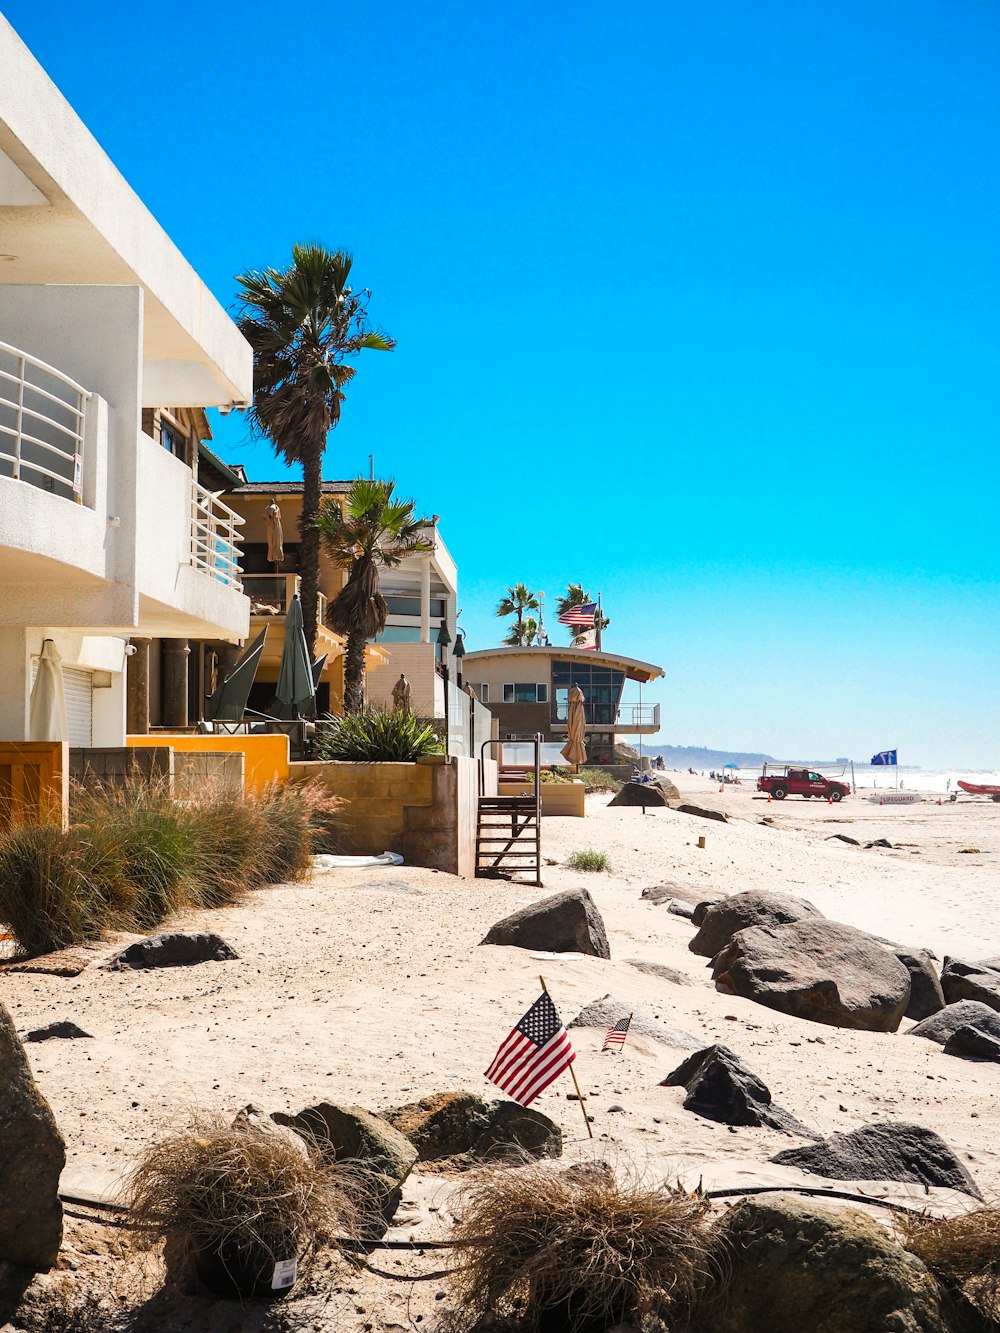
xmin=274 ymin=594 xmax=315 ymax=720
xmin=560 ymin=684 xmax=588 ymax=770
xmin=29 ymin=638 xmax=67 ymax=741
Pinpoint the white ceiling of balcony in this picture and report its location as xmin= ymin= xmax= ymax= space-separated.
xmin=0 ymin=19 xmax=252 ymax=409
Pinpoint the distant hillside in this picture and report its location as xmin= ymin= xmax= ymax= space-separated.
xmin=646 ymin=744 xmax=853 ymax=771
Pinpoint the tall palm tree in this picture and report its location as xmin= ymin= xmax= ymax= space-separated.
xmin=496 ymin=583 xmax=539 ymax=646
xmin=503 ymin=616 xmax=538 ymax=647
xmin=236 ymin=244 xmax=395 ymax=658
xmin=316 ymin=478 xmax=431 ymax=713
xmin=555 ymin=582 xmax=610 ymax=646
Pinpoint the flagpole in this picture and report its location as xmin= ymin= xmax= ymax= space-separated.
xmin=539 ymin=974 xmax=593 ymax=1139
xmin=596 ymin=592 xmax=603 ymax=652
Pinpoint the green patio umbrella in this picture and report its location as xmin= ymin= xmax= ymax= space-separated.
xmin=274 ymin=594 xmax=315 ymax=720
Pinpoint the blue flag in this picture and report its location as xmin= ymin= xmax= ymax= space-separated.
xmin=871 ymin=749 xmax=897 ymax=766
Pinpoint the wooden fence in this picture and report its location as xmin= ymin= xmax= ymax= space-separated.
xmin=0 ymin=742 xmax=69 ymax=832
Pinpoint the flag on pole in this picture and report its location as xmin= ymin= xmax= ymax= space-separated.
xmin=484 ymin=991 xmax=576 ymax=1106
xmin=602 ymin=1014 xmax=631 ymax=1052
xmin=577 ymin=628 xmax=598 ymax=651
xmin=871 ymin=750 xmax=898 ymax=766
xmin=558 ymin=601 xmax=597 ymax=628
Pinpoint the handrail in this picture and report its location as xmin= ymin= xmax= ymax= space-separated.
xmin=0 ymin=341 xmax=90 ymax=503
xmin=479 ymin=733 xmax=543 ymax=816
xmin=0 ymin=339 xmax=92 ymax=401
xmin=191 ymin=480 xmax=245 ymax=591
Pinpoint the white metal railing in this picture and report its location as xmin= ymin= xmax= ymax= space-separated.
xmin=616 ymin=702 xmax=660 ymax=729
xmin=191 ymin=480 xmax=245 ymax=590
xmin=0 ymin=339 xmax=91 ymax=504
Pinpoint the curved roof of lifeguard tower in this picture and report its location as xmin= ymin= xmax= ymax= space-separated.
xmin=463 ymin=645 xmax=664 ymax=682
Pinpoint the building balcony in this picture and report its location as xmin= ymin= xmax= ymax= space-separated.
xmin=243 ymin=572 xmax=326 ymax=626
xmin=0 ymin=332 xmax=249 ymax=642
xmin=551 ymin=701 xmax=660 ymax=735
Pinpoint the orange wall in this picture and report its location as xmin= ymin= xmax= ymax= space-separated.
xmin=127 ymin=733 xmax=290 ymax=792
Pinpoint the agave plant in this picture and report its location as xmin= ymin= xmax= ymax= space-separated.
xmin=314 ymin=708 xmax=443 ymax=762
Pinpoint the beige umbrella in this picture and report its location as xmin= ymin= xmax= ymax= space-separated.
xmin=560 ymin=684 xmax=587 ymax=769
xmin=264 ymin=498 xmax=284 ymax=565
xmin=29 ymin=639 xmax=68 ymax=741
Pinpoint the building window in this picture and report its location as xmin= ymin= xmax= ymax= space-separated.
xmin=471 ymin=683 xmax=489 ymax=703
xmin=551 ymin=660 xmax=625 ymax=726
xmin=372 ymin=626 xmax=422 ymax=643
xmin=503 ymin=683 xmax=547 ymax=704
xmin=383 ymin=594 xmax=447 ymax=618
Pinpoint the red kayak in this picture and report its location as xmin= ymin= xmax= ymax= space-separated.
xmin=957 ymin=781 xmax=1000 ymax=800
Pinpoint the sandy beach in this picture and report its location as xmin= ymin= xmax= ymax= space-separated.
xmin=3 ymin=772 xmax=999 ymax=1328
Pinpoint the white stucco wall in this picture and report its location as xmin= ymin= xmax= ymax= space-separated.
xmin=0 ymin=626 xmax=127 ymax=745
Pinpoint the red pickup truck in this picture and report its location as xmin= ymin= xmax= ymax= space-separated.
xmin=757 ymin=766 xmax=851 ymax=802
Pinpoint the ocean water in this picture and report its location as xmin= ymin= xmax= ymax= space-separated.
xmin=717 ymin=764 xmax=1000 ymax=795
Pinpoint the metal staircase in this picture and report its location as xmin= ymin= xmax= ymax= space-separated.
xmin=476 ymin=735 xmax=542 ymax=885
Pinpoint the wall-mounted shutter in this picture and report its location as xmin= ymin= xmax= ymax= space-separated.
xmin=62 ymin=668 xmax=93 ymax=747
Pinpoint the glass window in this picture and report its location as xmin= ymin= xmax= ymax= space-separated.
xmin=372 ymin=626 xmax=422 ymax=643
xmin=474 ymin=683 xmax=489 ymax=703
xmin=536 ymin=683 xmax=548 ymax=703
xmin=503 ymin=683 xmax=546 ymax=704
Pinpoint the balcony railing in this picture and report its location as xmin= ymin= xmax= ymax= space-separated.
xmin=0 ymin=340 xmax=90 ymax=504
xmin=616 ymin=702 xmax=660 ymax=729
xmin=243 ymin=572 xmax=327 ymax=626
xmin=191 ymin=481 xmax=244 ymax=590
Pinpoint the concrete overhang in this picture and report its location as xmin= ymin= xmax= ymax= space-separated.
xmin=463 ymin=645 xmax=665 ymax=684
xmin=0 ymin=17 xmax=252 ymax=408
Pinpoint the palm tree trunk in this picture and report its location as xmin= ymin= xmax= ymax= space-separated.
xmin=343 ymin=628 xmax=367 ymax=713
xmin=299 ymin=447 xmax=322 ymax=660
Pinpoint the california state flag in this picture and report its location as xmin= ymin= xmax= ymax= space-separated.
xmin=578 ymin=628 xmax=598 ymax=651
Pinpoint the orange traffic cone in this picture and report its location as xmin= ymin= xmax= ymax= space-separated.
xmin=719 ymin=786 xmax=724 ymax=794
xmin=767 ymin=793 xmax=772 ymax=803
xmin=880 ymin=797 xmax=884 ymax=806
xmin=828 ymin=796 xmax=833 ymax=805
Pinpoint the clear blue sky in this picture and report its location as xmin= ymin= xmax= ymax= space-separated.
xmin=8 ymin=1 xmax=1000 ymax=766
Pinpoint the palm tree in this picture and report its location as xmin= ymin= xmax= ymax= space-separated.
xmin=236 ymin=244 xmax=395 ymax=658
xmin=316 ymin=478 xmax=431 ymax=713
xmin=496 ymin=583 xmax=539 ymax=646
xmin=555 ymin=582 xmax=610 ymax=645
xmin=502 ymin=616 xmax=538 ymax=647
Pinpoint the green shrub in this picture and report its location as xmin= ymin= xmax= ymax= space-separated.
xmin=314 ymin=708 xmax=444 ymax=762
xmin=565 ymin=848 xmax=611 ymax=872
xmin=579 ymin=768 xmax=624 ymax=793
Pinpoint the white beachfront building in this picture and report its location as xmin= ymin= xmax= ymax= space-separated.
xmin=0 ymin=16 xmax=251 ymax=747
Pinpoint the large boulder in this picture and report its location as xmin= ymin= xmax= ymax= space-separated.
xmin=674 ymin=802 xmax=729 ymax=823
xmin=481 ymin=887 xmax=610 ymax=958
xmin=378 ymin=1092 xmax=561 ymax=1161
xmin=273 ymin=1102 xmax=417 ymax=1233
xmin=944 ymin=1024 xmax=1000 ymax=1062
xmin=710 ymin=919 xmax=911 ymax=1032
xmin=107 ymin=932 xmax=238 ymax=970
xmin=708 ymin=1194 xmax=949 ymax=1333
xmin=894 ymin=949 xmax=945 ymax=1021
xmin=908 ymin=1000 xmax=1000 ymax=1046
xmin=568 ymin=994 xmax=698 ymax=1049
xmin=940 ymin=958 xmax=1000 ymax=1012
xmin=770 ymin=1122 xmax=982 ymax=1200
xmin=0 ymin=1002 xmax=65 ymax=1268
xmin=689 ymin=890 xmax=823 ymax=958
xmin=661 ymin=1044 xmax=818 ymax=1137
xmin=608 ymin=781 xmax=672 ymax=808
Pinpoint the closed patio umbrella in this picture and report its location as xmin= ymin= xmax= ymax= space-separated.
xmin=274 ymin=594 xmax=315 ymax=719
xmin=29 ymin=639 xmax=68 ymax=742
xmin=264 ymin=498 xmax=284 ymax=565
xmin=560 ymin=684 xmax=587 ymax=770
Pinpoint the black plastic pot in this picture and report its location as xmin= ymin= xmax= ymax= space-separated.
xmin=194 ymin=1233 xmax=300 ymax=1300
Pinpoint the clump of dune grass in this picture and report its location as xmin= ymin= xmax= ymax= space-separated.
xmin=895 ymin=1206 xmax=1000 ymax=1318
xmin=0 ymin=777 xmax=344 ymax=958
xmin=446 ymin=1160 xmax=714 ymax=1332
xmin=578 ymin=769 xmax=623 ymax=794
xmin=127 ymin=1114 xmax=360 ymax=1298
xmin=564 ymin=849 xmax=610 ymax=873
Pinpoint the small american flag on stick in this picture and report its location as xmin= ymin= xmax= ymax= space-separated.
xmin=602 ymin=1013 xmax=632 ymax=1052
xmin=485 ymin=991 xmax=576 ymax=1106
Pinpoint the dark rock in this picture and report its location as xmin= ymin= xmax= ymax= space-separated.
xmin=481 ymin=887 xmax=610 ymax=958
xmin=378 ymin=1091 xmax=560 ymax=1161
xmin=661 ymin=1044 xmax=818 ymax=1137
xmin=944 ymin=1024 xmax=1000 ymax=1062
xmin=940 ymin=958 xmax=1000 ymax=1012
xmin=909 ymin=1000 xmax=1000 ymax=1046
xmin=107 ymin=932 xmax=238 ymax=970
xmin=23 ymin=1021 xmax=92 ymax=1042
xmin=667 ymin=900 xmax=695 ymax=919
xmin=894 ymin=949 xmax=945 ymax=1021
xmin=608 ymin=782 xmax=670 ymax=808
xmin=689 ymin=889 xmax=823 ymax=958
xmin=865 ymin=838 xmax=894 ymax=849
xmin=568 ymin=994 xmax=698 ymax=1048
xmin=711 ymin=918 xmax=911 ymax=1032
xmin=708 ymin=1194 xmax=949 ymax=1333
xmin=641 ymin=883 xmax=721 ymax=908
xmin=825 ymin=833 xmax=860 ymax=845
xmin=674 ymin=802 xmax=729 ymax=822
xmin=0 ymin=1002 xmax=65 ymax=1268
xmin=273 ymin=1103 xmax=417 ymax=1233
xmin=770 ymin=1122 xmax=983 ymax=1200
xmin=625 ymin=959 xmax=692 ymax=986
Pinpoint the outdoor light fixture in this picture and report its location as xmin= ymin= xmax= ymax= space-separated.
xmin=436 ymin=622 xmax=452 ymax=649
xmin=452 ymin=630 xmax=466 ymax=689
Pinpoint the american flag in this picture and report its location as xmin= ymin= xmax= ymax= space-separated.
xmin=484 ymin=992 xmax=576 ymax=1106
xmin=558 ymin=601 xmax=597 ymax=628
xmin=602 ymin=1014 xmax=631 ymax=1052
